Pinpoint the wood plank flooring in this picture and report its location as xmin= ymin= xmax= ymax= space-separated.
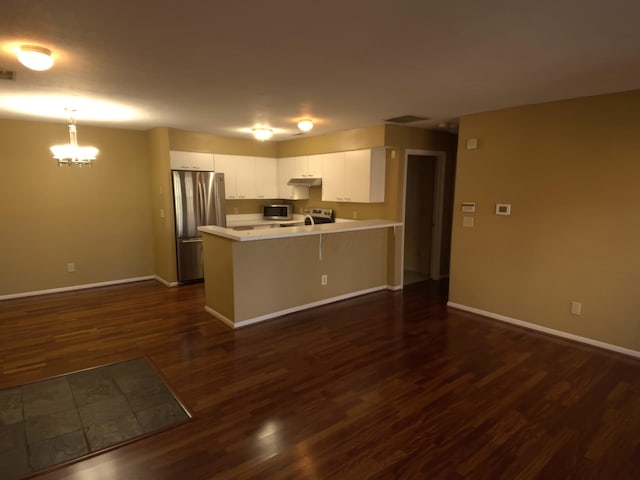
xmin=1 ymin=279 xmax=639 ymax=479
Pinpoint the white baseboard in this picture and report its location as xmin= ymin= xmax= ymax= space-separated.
xmin=0 ymin=276 xmax=158 ymax=301
xmin=447 ymin=302 xmax=640 ymax=360
xmin=153 ymin=276 xmax=179 ymax=287
xmin=205 ymin=285 xmax=392 ymax=329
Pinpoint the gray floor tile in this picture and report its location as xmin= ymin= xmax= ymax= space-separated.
xmin=84 ymin=414 xmax=142 ymax=451
xmin=125 ymin=383 xmax=175 ymax=412
xmin=25 ymin=408 xmax=83 ymax=444
xmin=108 ymin=361 xmax=165 ymax=394
xmin=136 ymin=401 xmax=189 ymax=433
xmin=22 ymin=378 xmax=75 ymax=418
xmin=78 ymin=395 xmax=132 ymax=426
xmin=1 ymin=358 xmax=189 ymax=476
xmin=0 ymin=446 xmax=32 ymax=480
xmin=0 ymin=422 xmax=25 ymax=453
xmin=29 ymin=429 xmax=89 ymax=471
xmin=68 ymin=370 xmax=121 ymax=407
xmin=0 ymin=388 xmax=23 ymax=427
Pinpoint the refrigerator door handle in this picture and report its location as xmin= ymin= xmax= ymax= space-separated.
xmin=180 ymin=238 xmax=203 ymax=244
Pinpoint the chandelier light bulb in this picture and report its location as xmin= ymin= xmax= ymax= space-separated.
xmin=18 ymin=45 xmax=54 ymax=71
xmin=297 ymin=119 xmax=314 ymax=132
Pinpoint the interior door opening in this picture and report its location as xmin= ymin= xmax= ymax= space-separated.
xmin=401 ymin=147 xmax=455 ymax=290
xmin=403 ymin=154 xmax=437 ymax=285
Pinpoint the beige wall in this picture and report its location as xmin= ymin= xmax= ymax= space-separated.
xmin=0 ymin=119 xmax=154 ymax=296
xmin=147 ymin=127 xmax=176 ymax=284
xmin=169 ymin=128 xmax=278 ymax=157
xmin=450 ymin=90 xmax=640 ymax=352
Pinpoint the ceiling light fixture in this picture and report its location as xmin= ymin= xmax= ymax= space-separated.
xmin=50 ymin=109 xmax=99 ymax=167
xmin=252 ymin=128 xmax=273 ymax=141
xmin=297 ymin=119 xmax=314 ymax=132
xmin=17 ymin=45 xmax=54 ymax=71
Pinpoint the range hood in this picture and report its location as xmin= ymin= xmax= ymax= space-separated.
xmin=287 ymin=177 xmax=322 ymax=187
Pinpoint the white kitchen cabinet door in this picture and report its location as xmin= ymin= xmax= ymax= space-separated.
xmin=213 ymin=154 xmax=240 ymax=199
xmin=255 ymin=157 xmax=279 ymax=199
xmin=320 ymin=152 xmax=345 ymax=201
xmin=235 ymin=156 xmax=256 ymax=199
xmin=307 ymin=155 xmax=322 ymax=177
xmin=321 ymin=149 xmax=386 ymax=203
xmin=170 ymin=151 xmax=214 ymax=171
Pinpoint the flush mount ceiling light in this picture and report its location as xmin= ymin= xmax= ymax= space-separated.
xmin=252 ymin=128 xmax=273 ymax=141
xmin=297 ymin=119 xmax=314 ymax=132
xmin=50 ymin=109 xmax=99 ymax=167
xmin=17 ymin=45 xmax=54 ymax=71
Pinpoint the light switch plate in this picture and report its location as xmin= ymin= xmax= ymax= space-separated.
xmin=463 ymin=216 xmax=474 ymax=227
xmin=466 ymin=138 xmax=479 ymax=150
xmin=462 ymin=202 xmax=476 ymax=213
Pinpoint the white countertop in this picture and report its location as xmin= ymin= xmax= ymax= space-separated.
xmin=199 ymin=218 xmax=403 ymax=242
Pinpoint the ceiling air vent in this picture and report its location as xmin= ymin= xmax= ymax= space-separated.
xmin=0 ymin=69 xmax=16 ymax=81
xmin=384 ymin=114 xmax=429 ymax=124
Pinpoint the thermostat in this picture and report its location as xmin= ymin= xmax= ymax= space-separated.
xmin=496 ymin=204 xmax=511 ymax=215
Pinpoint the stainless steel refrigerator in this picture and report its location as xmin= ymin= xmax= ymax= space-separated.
xmin=172 ymin=170 xmax=226 ymax=282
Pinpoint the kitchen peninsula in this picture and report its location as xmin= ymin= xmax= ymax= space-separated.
xmin=199 ymin=219 xmax=402 ymax=328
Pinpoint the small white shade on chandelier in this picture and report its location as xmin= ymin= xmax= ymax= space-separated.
xmin=297 ymin=119 xmax=314 ymax=132
xmin=50 ymin=144 xmax=99 ymax=163
xmin=50 ymin=114 xmax=99 ymax=166
xmin=252 ymin=128 xmax=273 ymax=141
xmin=18 ymin=45 xmax=54 ymax=71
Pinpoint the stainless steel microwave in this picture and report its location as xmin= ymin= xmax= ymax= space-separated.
xmin=263 ymin=204 xmax=293 ymax=220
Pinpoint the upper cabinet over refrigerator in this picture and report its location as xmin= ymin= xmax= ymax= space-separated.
xmin=170 ymin=151 xmax=215 ymax=171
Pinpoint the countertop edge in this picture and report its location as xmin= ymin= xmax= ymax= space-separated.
xmin=199 ymin=219 xmax=403 ymax=242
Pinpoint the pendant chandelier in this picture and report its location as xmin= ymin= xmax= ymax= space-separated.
xmin=50 ymin=109 xmax=99 ymax=167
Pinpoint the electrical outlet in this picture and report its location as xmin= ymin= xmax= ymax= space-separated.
xmin=352 ymin=211 xmax=358 ymax=219
xmin=571 ymin=301 xmax=582 ymax=315
xmin=321 ymin=274 xmax=328 ymax=286
xmin=67 ymin=262 xmax=76 ymax=273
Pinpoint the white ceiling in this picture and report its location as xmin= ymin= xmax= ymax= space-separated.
xmin=1 ymin=0 xmax=639 ymax=140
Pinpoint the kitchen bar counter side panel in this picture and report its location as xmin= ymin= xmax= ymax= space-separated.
xmin=202 ymin=228 xmax=390 ymax=326
xmin=202 ymin=234 xmax=235 ymax=324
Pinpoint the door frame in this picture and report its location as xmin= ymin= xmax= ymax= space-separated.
xmin=401 ymin=149 xmax=447 ymax=281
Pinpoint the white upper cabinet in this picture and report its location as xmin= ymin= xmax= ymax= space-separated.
xmin=213 ymin=154 xmax=241 ymax=199
xmin=321 ymin=148 xmax=386 ymax=203
xmin=254 ymin=157 xmax=278 ymax=199
xmin=235 ymin=156 xmax=256 ymax=199
xmin=170 ymin=151 xmax=214 ymax=171
xmin=214 ymin=154 xmax=278 ymax=200
xmin=306 ymin=155 xmax=322 ymax=177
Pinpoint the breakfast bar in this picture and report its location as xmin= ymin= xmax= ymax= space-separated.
xmin=198 ymin=219 xmax=402 ymax=328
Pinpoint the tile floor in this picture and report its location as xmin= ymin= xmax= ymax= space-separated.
xmin=0 ymin=358 xmax=190 ymax=480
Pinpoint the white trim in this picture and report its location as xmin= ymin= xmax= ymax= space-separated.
xmin=153 ymin=276 xmax=179 ymax=287
xmin=0 ymin=276 xmax=158 ymax=301
xmin=205 ymin=285 xmax=393 ymax=329
xmin=401 ymin=149 xmax=447 ymax=283
xmin=387 ymin=284 xmax=403 ymax=291
xmin=204 ymin=306 xmax=235 ymax=329
xmin=447 ymin=302 xmax=640 ymax=360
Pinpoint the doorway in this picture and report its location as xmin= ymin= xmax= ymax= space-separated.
xmin=402 ymin=150 xmax=447 ymax=286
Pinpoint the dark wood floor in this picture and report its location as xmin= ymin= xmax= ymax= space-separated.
xmin=1 ymin=279 xmax=639 ymax=479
